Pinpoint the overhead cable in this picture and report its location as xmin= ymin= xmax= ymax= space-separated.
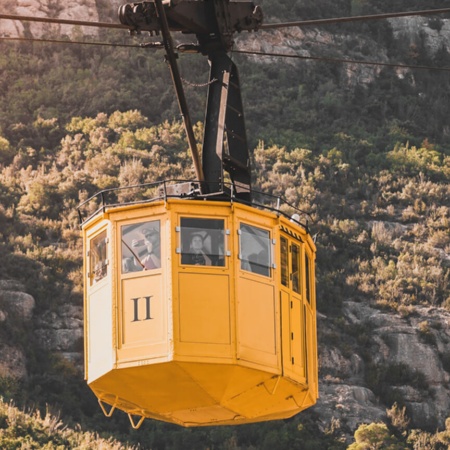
xmin=0 ymin=36 xmax=145 ymax=48
xmin=234 ymin=49 xmax=450 ymax=72
xmin=260 ymin=7 xmax=450 ymax=29
xmin=2 ymin=8 xmax=450 ymax=32
xmin=0 ymin=13 xmax=127 ymax=29
xmin=2 ymin=34 xmax=450 ymax=72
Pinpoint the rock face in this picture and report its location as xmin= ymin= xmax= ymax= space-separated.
xmin=1 ymin=0 xmax=101 ymax=37
xmin=0 ymin=280 xmax=34 ymax=379
xmin=3 ymin=0 xmax=448 ymax=91
xmin=35 ymin=303 xmax=84 ymax=365
xmin=0 ymin=343 xmax=28 ymax=380
xmin=389 ymin=16 xmax=450 ymax=54
xmin=315 ymin=301 xmax=450 ymax=439
xmin=0 ymin=279 xmax=84 ymax=377
xmin=0 ymin=280 xmax=35 ymax=320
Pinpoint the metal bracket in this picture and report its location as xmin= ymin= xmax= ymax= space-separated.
xmin=128 ymin=413 xmax=146 ymax=429
xmin=98 ymin=398 xmax=117 ymax=417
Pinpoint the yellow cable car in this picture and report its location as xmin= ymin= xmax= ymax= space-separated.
xmin=79 ymin=183 xmax=317 ymax=427
xmin=81 ymin=0 xmax=318 ymax=428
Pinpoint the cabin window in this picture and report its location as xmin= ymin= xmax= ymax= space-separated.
xmin=90 ymin=230 xmax=108 ymax=285
xmin=291 ymin=243 xmax=301 ymax=294
xmin=305 ymin=252 xmax=311 ymax=303
xmin=121 ymin=220 xmax=161 ymax=273
xmin=280 ymin=236 xmax=289 ymax=287
xmin=239 ymin=224 xmax=271 ymax=277
xmin=179 ymin=218 xmax=225 ymax=266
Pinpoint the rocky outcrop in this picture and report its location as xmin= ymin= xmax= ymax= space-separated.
xmin=389 ymin=16 xmax=450 ymax=54
xmin=0 ymin=280 xmax=34 ymax=379
xmin=0 ymin=279 xmax=84 ymax=377
xmin=35 ymin=303 xmax=83 ymax=365
xmin=315 ymin=301 xmax=450 ymax=438
xmin=0 ymin=280 xmax=35 ymax=320
xmin=0 ymin=343 xmax=28 ymax=379
xmin=1 ymin=0 xmax=100 ymax=37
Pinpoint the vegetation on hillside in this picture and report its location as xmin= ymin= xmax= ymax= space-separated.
xmin=0 ymin=2 xmax=450 ymax=447
xmin=0 ymin=397 xmax=135 ymax=449
xmin=0 ymin=107 xmax=448 ymax=447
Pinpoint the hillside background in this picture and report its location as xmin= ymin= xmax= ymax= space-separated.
xmin=0 ymin=0 xmax=450 ymax=448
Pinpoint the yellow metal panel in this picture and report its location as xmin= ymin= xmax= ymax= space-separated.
xmin=82 ymin=199 xmax=319 ymax=426
xmin=117 ymin=273 xmax=168 ymax=363
xmin=91 ymin=362 xmax=219 ymax=415
xmin=237 ymin=278 xmax=278 ymax=368
xmin=289 ymin=295 xmax=305 ymax=379
xmin=175 ymin=362 xmax=236 ymax=403
xmin=172 ymin=404 xmax=239 ymax=425
xmin=221 ymin=369 xmax=306 ymax=419
xmin=177 ymin=272 xmax=232 ymax=357
xmin=304 ymin=301 xmax=318 ymax=396
xmin=280 ymin=290 xmax=291 ymax=370
xmin=107 ymin=201 xmax=166 ymax=220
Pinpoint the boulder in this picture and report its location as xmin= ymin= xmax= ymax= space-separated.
xmin=0 ymin=282 xmax=35 ymax=320
xmin=0 ymin=343 xmax=27 ymax=379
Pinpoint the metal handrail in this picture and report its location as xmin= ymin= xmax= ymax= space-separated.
xmin=77 ymin=179 xmax=314 ymax=232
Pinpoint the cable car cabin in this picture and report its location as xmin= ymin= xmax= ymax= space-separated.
xmin=79 ymin=182 xmax=318 ymax=428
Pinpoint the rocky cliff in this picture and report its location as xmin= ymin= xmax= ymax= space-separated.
xmin=317 ymin=301 xmax=450 ymax=436
xmin=0 ymin=279 xmax=84 ymax=376
xmin=0 ymin=280 xmax=35 ymax=379
xmin=3 ymin=0 xmax=449 ymax=90
xmin=0 ymin=0 xmax=117 ymax=37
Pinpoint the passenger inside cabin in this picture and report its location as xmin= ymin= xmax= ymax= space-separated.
xmin=182 ymin=233 xmax=212 ymax=266
xmin=94 ymin=261 xmax=107 ymax=281
xmin=131 ymin=227 xmax=161 ymax=270
xmin=91 ymin=232 xmax=108 ymax=283
xmin=122 ymin=226 xmax=161 ymax=273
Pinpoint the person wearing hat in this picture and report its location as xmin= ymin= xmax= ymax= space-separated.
xmin=132 ymin=227 xmax=161 ymax=270
xmin=182 ymin=233 xmax=212 ymax=266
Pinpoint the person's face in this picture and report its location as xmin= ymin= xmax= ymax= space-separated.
xmin=191 ymin=236 xmax=203 ymax=252
xmin=144 ymin=233 xmax=158 ymax=251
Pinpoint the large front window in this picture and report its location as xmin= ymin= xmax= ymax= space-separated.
xmin=180 ymin=217 xmax=225 ymax=266
xmin=239 ymin=224 xmax=271 ymax=277
xmin=121 ymin=220 xmax=161 ymax=273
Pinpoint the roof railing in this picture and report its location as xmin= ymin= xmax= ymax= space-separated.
xmin=77 ymin=179 xmax=314 ymax=232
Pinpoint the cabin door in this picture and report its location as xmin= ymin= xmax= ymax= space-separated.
xmin=280 ymin=234 xmax=306 ymax=383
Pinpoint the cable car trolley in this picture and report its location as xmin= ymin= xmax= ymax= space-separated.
xmin=79 ymin=0 xmax=318 ymax=428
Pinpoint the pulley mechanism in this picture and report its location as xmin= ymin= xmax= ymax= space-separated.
xmin=119 ymin=0 xmax=262 ymax=52
xmin=119 ymin=0 xmax=264 ymax=201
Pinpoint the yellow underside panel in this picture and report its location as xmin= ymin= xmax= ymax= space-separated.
xmin=90 ymin=361 xmax=316 ymax=426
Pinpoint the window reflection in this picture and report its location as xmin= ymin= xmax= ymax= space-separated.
xmin=280 ymin=236 xmax=289 ymax=287
xmin=121 ymin=220 xmax=161 ymax=273
xmin=239 ymin=224 xmax=270 ymax=277
xmin=291 ymin=243 xmax=300 ymax=294
xmin=180 ymin=218 xmax=225 ymax=266
xmin=305 ymin=253 xmax=311 ymax=303
xmin=90 ymin=231 xmax=108 ymax=285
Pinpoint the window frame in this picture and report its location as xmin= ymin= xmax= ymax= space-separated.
xmin=88 ymin=229 xmax=109 ymax=286
xmin=238 ymin=222 xmax=273 ymax=278
xmin=177 ymin=217 xmax=228 ymax=268
xmin=120 ymin=219 xmax=162 ymax=275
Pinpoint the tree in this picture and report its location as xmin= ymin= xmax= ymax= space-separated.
xmin=348 ymin=423 xmax=407 ymax=449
